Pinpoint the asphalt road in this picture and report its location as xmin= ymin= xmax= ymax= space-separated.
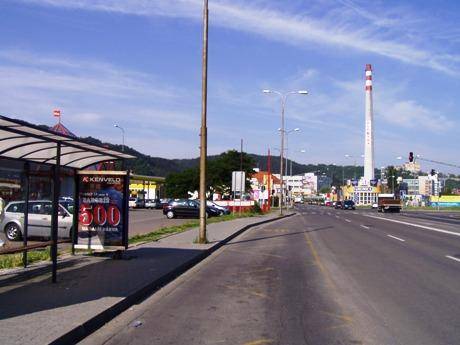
xmin=83 ymin=205 xmax=460 ymax=345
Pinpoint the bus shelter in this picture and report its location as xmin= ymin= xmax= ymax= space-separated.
xmin=0 ymin=115 xmax=135 ymax=282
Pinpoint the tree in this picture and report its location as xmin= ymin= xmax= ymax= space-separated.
xmin=165 ymin=168 xmax=199 ymax=198
xmin=165 ymin=150 xmax=255 ymax=198
xmin=319 ymin=186 xmax=331 ymax=194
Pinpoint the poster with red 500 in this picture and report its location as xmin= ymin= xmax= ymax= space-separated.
xmin=77 ymin=172 xmax=127 ymax=249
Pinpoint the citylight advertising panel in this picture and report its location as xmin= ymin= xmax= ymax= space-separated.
xmin=76 ymin=171 xmax=128 ymax=249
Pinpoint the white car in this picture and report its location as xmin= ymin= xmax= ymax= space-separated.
xmin=0 ymin=200 xmax=73 ymax=241
xmin=129 ymin=197 xmax=137 ymax=208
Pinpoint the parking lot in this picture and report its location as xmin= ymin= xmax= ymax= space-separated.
xmin=0 ymin=208 xmax=190 ymax=252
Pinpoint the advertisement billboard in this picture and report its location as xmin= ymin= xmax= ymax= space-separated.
xmin=76 ymin=171 xmax=129 ymax=249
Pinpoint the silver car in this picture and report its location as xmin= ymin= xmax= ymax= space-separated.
xmin=0 ymin=200 xmax=73 ymax=241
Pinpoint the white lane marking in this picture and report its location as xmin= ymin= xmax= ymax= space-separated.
xmin=345 ymin=219 xmax=351 ymax=223
xmin=353 ymin=212 xmax=358 ymax=215
xmin=446 ymin=255 xmax=460 ymax=263
xmin=387 ymin=235 xmax=405 ymax=242
xmin=360 ymin=225 xmax=370 ymax=229
xmin=335 ymin=215 xmax=340 ymax=219
xmin=365 ymin=214 xmax=460 ymax=238
xmin=327 ymin=212 xmax=332 ymax=216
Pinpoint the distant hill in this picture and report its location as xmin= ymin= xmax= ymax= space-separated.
xmin=76 ymin=137 xmax=364 ymax=186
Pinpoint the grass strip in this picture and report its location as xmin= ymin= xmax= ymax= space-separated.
xmin=128 ymin=211 xmax=262 ymax=245
xmin=403 ymin=206 xmax=460 ymax=212
xmin=0 ymin=248 xmax=52 ymax=269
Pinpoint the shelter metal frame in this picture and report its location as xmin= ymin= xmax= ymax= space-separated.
xmin=0 ymin=115 xmax=135 ymax=282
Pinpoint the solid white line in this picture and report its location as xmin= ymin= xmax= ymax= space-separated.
xmin=387 ymin=235 xmax=405 ymax=242
xmin=360 ymin=225 xmax=370 ymax=229
xmin=345 ymin=219 xmax=351 ymax=223
xmin=446 ymin=255 xmax=460 ymax=263
xmin=365 ymin=214 xmax=460 ymax=237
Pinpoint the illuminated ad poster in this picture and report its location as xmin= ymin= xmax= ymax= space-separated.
xmin=76 ymin=171 xmax=129 ymax=249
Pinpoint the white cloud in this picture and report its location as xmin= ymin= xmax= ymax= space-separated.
xmin=17 ymin=0 xmax=460 ymax=75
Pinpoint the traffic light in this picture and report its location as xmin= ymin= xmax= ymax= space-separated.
xmin=409 ymin=152 xmax=414 ymax=163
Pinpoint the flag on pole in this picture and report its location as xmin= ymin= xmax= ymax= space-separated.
xmin=53 ymin=109 xmax=61 ymax=117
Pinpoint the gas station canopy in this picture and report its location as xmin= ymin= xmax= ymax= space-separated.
xmin=0 ymin=115 xmax=135 ymax=168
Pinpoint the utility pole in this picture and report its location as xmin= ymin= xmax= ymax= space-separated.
xmin=239 ymin=138 xmax=243 ymax=216
xmin=198 ymin=0 xmax=208 ymax=244
xmin=267 ymin=148 xmax=271 ymax=210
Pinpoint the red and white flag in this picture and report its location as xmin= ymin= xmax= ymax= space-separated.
xmin=53 ymin=109 xmax=61 ymax=117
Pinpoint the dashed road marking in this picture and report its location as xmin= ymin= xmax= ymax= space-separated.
xmin=365 ymin=214 xmax=460 ymax=238
xmin=345 ymin=219 xmax=351 ymax=223
xmin=360 ymin=225 xmax=370 ymax=229
xmin=446 ymin=255 xmax=460 ymax=263
xmin=387 ymin=234 xmax=405 ymax=242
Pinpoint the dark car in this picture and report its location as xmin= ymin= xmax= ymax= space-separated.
xmin=163 ymin=199 xmax=220 ymax=219
xmin=342 ymin=200 xmax=356 ymax=210
xmin=159 ymin=198 xmax=171 ymax=209
xmin=334 ymin=201 xmax=343 ymax=209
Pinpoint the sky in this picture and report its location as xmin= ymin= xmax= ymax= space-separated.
xmin=0 ymin=0 xmax=459 ymax=173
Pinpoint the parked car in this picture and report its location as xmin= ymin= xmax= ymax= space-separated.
xmin=163 ymin=199 xmax=220 ymax=219
xmin=129 ymin=197 xmax=137 ymax=208
xmin=342 ymin=200 xmax=356 ymax=210
xmin=325 ymin=201 xmax=333 ymax=207
xmin=145 ymin=199 xmax=159 ymax=209
xmin=0 ymin=200 xmax=73 ymax=241
xmin=135 ymin=198 xmax=145 ymax=208
xmin=334 ymin=201 xmax=343 ymax=209
xmin=159 ymin=198 xmax=171 ymax=209
xmin=206 ymin=201 xmax=230 ymax=216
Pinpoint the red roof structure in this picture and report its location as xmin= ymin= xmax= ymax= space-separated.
xmin=51 ymin=122 xmax=76 ymax=137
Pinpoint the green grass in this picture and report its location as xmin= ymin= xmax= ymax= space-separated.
xmin=403 ymin=206 xmax=460 ymax=212
xmin=0 ymin=248 xmax=52 ymax=269
xmin=128 ymin=211 xmax=262 ymax=245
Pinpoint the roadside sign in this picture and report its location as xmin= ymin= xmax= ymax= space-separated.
xmin=76 ymin=171 xmax=129 ymax=250
xmin=231 ymin=171 xmax=245 ymax=193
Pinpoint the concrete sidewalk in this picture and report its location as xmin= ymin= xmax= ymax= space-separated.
xmin=0 ymin=213 xmax=292 ymax=345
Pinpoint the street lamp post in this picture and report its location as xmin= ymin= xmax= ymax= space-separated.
xmin=263 ymin=90 xmax=308 ymax=215
xmin=113 ymin=124 xmax=125 ymax=152
xmin=344 ymin=154 xmax=353 ymax=182
xmin=279 ymin=127 xmax=300 ymax=209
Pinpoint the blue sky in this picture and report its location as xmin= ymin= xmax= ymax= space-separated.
xmin=0 ymin=0 xmax=459 ymax=173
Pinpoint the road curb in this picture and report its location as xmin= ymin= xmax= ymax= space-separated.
xmin=50 ymin=212 xmax=295 ymax=345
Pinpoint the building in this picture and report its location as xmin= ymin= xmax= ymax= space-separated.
xmin=250 ymin=171 xmax=280 ymax=206
xmin=317 ymin=175 xmax=332 ymax=191
xmin=402 ymin=178 xmax=419 ymax=195
xmin=129 ymin=174 xmax=165 ymax=200
xmin=342 ymin=184 xmax=381 ymax=206
xmin=403 ymin=161 xmax=421 ymax=173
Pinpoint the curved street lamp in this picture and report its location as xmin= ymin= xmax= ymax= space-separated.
xmin=113 ymin=124 xmax=125 ymax=152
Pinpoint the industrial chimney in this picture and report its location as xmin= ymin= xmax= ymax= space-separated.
xmin=364 ymin=64 xmax=375 ymax=184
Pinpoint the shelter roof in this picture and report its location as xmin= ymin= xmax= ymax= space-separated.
xmin=0 ymin=115 xmax=135 ymax=169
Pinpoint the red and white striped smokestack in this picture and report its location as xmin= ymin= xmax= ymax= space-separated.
xmin=363 ymin=64 xmax=375 ymax=184
xmin=365 ymin=64 xmax=372 ymax=91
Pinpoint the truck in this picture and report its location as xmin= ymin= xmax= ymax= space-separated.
xmin=377 ymin=194 xmax=401 ymax=213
